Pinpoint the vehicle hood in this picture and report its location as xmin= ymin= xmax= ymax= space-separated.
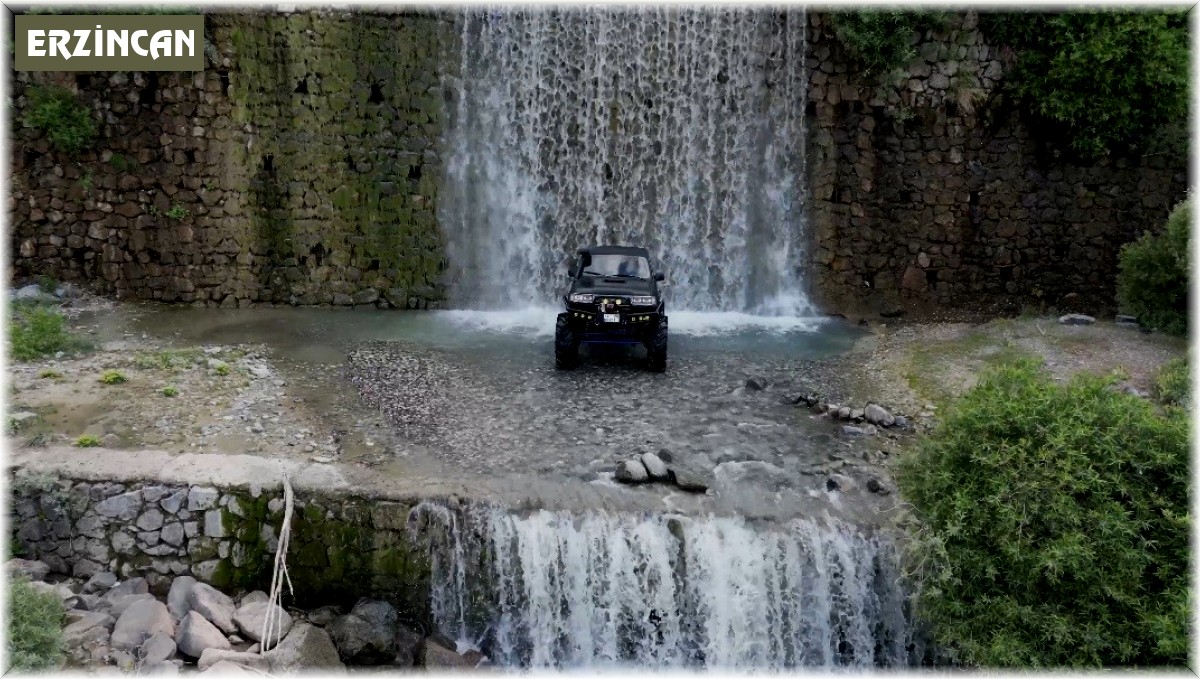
xmin=569 ymin=277 xmax=656 ymax=297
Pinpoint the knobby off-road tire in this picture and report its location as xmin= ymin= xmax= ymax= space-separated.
xmin=555 ymin=314 xmax=579 ymax=370
xmin=645 ymin=317 xmax=668 ymax=373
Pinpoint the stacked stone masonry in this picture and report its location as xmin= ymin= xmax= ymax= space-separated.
xmin=8 ymin=10 xmax=1189 ymax=315
xmin=10 ymin=476 xmax=435 ymax=625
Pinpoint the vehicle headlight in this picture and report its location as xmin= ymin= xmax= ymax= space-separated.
xmin=569 ymin=293 xmax=594 ymax=303
xmin=630 ymin=296 xmax=656 ymax=306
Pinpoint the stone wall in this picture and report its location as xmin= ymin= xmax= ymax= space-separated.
xmin=10 ymin=10 xmax=450 ymax=309
xmin=805 ymin=11 xmax=1189 ymax=317
xmin=9 ymin=473 xmax=436 ymax=620
xmin=8 ymin=9 xmax=1189 ymax=315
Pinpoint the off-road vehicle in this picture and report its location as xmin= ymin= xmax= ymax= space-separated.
xmin=555 ymin=246 xmax=668 ymax=372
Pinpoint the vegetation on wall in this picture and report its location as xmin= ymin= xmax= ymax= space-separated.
xmin=23 ymin=85 xmax=97 ymax=156
xmin=6 ymin=578 xmax=65 ymax=672
xmin=982 ymin=10 xmax=1189 ymax=158
xmin=827 ymin=10 xmax=948 ymax=77
xmin=897 ymin=359 xmax=1190 ymax=667
xmin=1117 ymin=196 xmax=1190 ymax=336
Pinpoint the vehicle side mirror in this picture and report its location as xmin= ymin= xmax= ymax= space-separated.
xmin=653 ymin=272 xmax=665 ymax=282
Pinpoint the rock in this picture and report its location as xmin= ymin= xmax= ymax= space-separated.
xmin=867 ymin=478 xmax=890 ymax=495
xmin=65 ymin=609 xmax=114 ymax=629
xmin=167 ymin=576 xmax=196 ymax=620
xmin=160 ymin=523 xmax=185 ymax=547
xmin=188 ymin=582 xmax=237 ymax=634
xmin=655 ymin=448 xmax=674 ymax=463
xmin=140 ymin=661 xmax=180 ymax=675
xmin=177 ymin=610 xmax=232 ymax=658
xmin=394 ymin=625 xmax=422 ymax=667
xmin=82 ymin=571 xmax=118 ymax=594
xmin=1115 ymin=314 xmax=1138 ymax=327
xmin=112 ymin=648 xmax=138 ymax=671
xmin=639 ymin=452 xmax=670 ymax=481
xmin=63 ymin=611 xmax=115 ymax=648
xmin=840 ymin=425 xmax=870 ymax=437
xmin=9 ymin=411 xmax=37 ymax=425
xmin=233 ymin=601 xmax=293 ymax=650
xmin=7 ymin=558 xmax=51 ymax=582
xmin=850 ymin=408 xmax=864 ymax=421
xmin=198 ymin=648 xmax=270 ymax=672
xmin=108 ymin=593 xmax=156 ymax=619
xmin=200 ymin=660 xmax=256 ymax=675
xmin=264 ymin=622 xmax=345 ymax=673
xmin=837 ymin=406 xmax=851 ymax=420
xmin=140 ymin=631 xmax=177 ymax=665
xmin=187 ymin=487 xmax=219 ymax=512
xmin=826 ymin=474 xmax=855 ymax=493
xmin=864 ymin=403 xmax=896 ymax=427
xmin=239 ymin=591 xmax=269 ymax=607
xmin=14 ymin=284 xmax=57 ymax=303
xmin=136 ymin=509 xmax=165 ymax=532
xmin=744 ymin=377 xmax=765 ymax=391
xmin=615 ymin=459 xmax=649 ymax=484
xmin=31 ymin=580 xmax=78 ymax=609
xmin=1059 ymin=313 xmax=1095 ymax=326
xmin=894 ymin=415 xmax=909 ymax=428
xmin=350 ymin=599 xmax=398 ymax=629
xmin=307 ymin=605 xmax=342 ymax=627
xmin=106 ymin=577 xmax=149 ymax=600
xmin=111 ymin=599 xmax=174 ymax=651
xmin=669 ymin=466 xmax=712 ymax=493
xmin=328 ymin=613 xmax=395 ymax=665
xmin=419 ymin=639 xmax=474 ymax=668
xmin=95 ymin=492 xmax=142 ymax=520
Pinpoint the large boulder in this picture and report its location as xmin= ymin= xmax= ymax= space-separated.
xmin=82 ymin=571 xmax=118 ymax=594
xmin=328 ymin=612 xmax=395 ymax=665
xmin=238 ymin=591 xmax=269 ymax=607
xmin=863 ymin=403 xmax=896 ymax=427
xmin=187 ymin=582 xmax=237 ymax=634
xmin=639 ymin=452 xmax=670 ymax=481
xmin=63 ymin=611 xmax=115 ymax=649
xmin=167 ymin=576 xmax=196 ymax=620
xmin=615 ymin=459 xmax=649 ymax=484
xmin=264 ymin=622 xmax=345 ymax=673
xmin=140 ymin=631 xmax=177 ymax=665
xmin=349 ymin=599 xmax=398 ymax=629
xmin=111 ymin=599 xmax=174 ymax=651
xmin=6 ymin=558 xmax=51 ymax=582
xmin=177 ymin=611 xmax=231 ymax=658
xmin=107 ymin=593 xmax=157 ymax=619
xmin=418 ymin=639 xmax=475 ymax=668
xmin=394 ymin=625 xmax=423 ymax=667
xmin=233 ymin=601 xmax=293 ymax=650
xmin=197 ymin=648 xmax=270 ymax=672
xmin=104 ymin=577 xmax=149 ymax=602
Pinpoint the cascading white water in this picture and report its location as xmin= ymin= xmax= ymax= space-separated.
xmin=440 ymin=8 xmax=813 ymax=315
xmin=410 ymin=503 xmax=921 ymax=669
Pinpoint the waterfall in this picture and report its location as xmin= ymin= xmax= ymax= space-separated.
xmin=440 ymin=8 xmax=813 ymax=315
xmin=410 ymin=503 xmax=922 ymax=669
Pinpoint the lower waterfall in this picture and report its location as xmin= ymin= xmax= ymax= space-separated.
xmin=410 ymin=503 xmax=923 ymax=669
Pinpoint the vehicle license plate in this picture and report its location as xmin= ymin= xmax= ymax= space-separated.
xmin=603 ymin=313 xmax=620 ymax=323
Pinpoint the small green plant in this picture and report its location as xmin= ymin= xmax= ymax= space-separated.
xmin=165 ymin=203 xmax=191 ymax=220
xmin=214 ymin=363 xmax=230 ymax=376
xmin=6 ymin=577 xmax=64 ymax=672
xmin=1117 ymin=196 xmax=1189 ymax=335
xmin=898 ymin=359 xmax=1189 ymax=666
xmin=1153 ymin=357 xmax=1189 ymax=408
xmin=80 ymin=171 xmax=93 ymax=194
xmin=24 ymin=85 xmax=97 ymax=156
xmin=99 ymin=370 xmax=126 ymax=385
xmin=73 ymin=434 xmax=100 ymax=447
xmin=161 ymin=385 xmax=179 ymax=397
xmin=10 ymin=306 xmax=85 ymax=361
xmin=110 ymin=153 xmax=128 ymax=171
xmin=147 ymin=204 xmax=160 ymax=216
xmin=204 ymin=180 xmax=217 ymax=191
xmin=35 ymin=275 xmax=56 ymax=294
xmin=38 ymin=369 xmax=62 ymax=379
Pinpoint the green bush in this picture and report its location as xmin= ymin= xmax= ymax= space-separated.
xmin=982 ymin=10 xmax=1189 ymax=158
xmin=6 ymin=578 xmax=64 ymax=672
xmin=1153 ymin=358 xmax=1189 ymax=409
xmin=897 ymin=359 xmax=1189 ymax=667
xmin=74 ymin=434 xmax=101 ymax=447
xmin=10 ymin=305 xmax=80 ymax=361
xmin=99 ymin=370 xmax=126 ymax=385
xmin=1117 ymin=197 xmax=1190 ymax=335
xmin=828 ymin=11 xmax=948 ymax=77
xmin=24 ymin=85 xmax=97 ymax=156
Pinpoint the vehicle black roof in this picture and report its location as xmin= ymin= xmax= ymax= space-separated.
xmin=579 ymin=245 xmax=651 ymax=257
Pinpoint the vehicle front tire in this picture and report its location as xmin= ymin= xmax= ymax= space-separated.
xmin=555 ymin=313 xmax=579 ymax=370
xmin=646 ymin=316 xmax=668 ymax=373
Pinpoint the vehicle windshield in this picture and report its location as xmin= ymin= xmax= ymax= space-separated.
xmin=581 ymin=254 xmax=650 ymax=279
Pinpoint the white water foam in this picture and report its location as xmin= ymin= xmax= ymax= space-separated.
xmin=410 ymin=503 xmax=921 ymax=670
xmin=434 ymin=307 xmax=827 ymax=339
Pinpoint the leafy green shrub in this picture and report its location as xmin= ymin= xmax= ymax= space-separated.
xmin=74 ymin=434 xmax=100 ymax=447
xmin=10 ymin=306 xmax=80 ymax=361
xmin=897 ymin=359 xmax=1189 ymax=666
xmin=6 ymin=578 xmax=64 ymax=672
xmin=161 ymin=386 xmax=179 ymax=397
xmin=1117 ymin=197 xmax=1190 ymax=335
xmin=165 ymin=203 xmax=191 ymax=220
xmin=828 ymin=10 xmax=948 ymax=77
xmin=38 ymin=369 xmax=62 ymax=379
xmin=1153 ymin=358 xmax=1189 ymax=408
xmin=214 ymin=363 xmax=230 ymax=376
xmin=982 ymin=10 xmax=1188 ymax=158
xmin=99 ymin=370 xmax=126 ymax=385
xmin=24 ymin=85 xmax=97 ymax=156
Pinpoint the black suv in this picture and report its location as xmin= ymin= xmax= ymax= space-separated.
xmin=555 ymin=246 xmax=668 ymax=372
